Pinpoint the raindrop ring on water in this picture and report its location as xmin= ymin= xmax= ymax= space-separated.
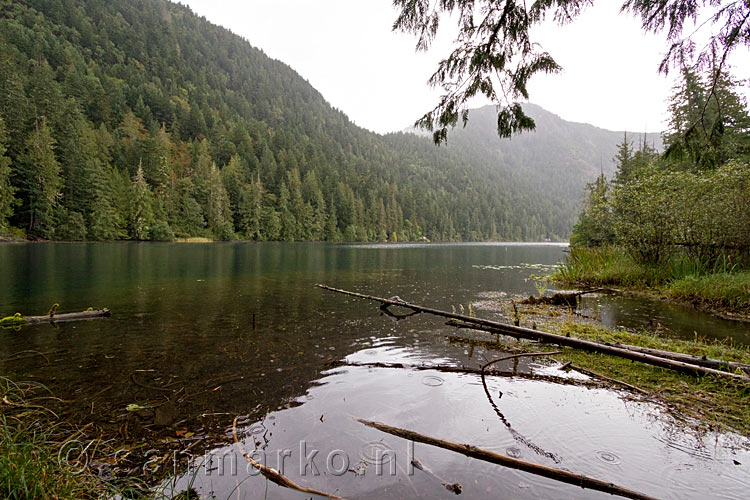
xmin=595 ymin=450 xmax=622 ymax=465
xmin=248 ymin=423 xmax=265 ymax=436
xmin=421 ymin=375 xmax=444 ymax=387
xmin=359 ymin=441 xmax=395 ymax=465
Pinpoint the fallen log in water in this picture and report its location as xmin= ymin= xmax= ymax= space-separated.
xmin=357 ymin=418 xmax=658 ymax=500
xmin=316 ymin=284 xmax=749 ymax=381
xmin=25 ymin=309 xmax=111 ymax=324
xmin=1 ymin=308 xmax=111 ymax=327
xmin=448 ymin=322 xmax=750 ymax=375
xmin=329 ymin=360 xmax=605 ymax=389
xmin=604 ymin=342 xmax=750 ymax=374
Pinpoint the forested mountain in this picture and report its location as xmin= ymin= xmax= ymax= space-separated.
xmin=0 ymin=0 xmax=651 ymax=243
xmin=426 ymin=104 xmax=663 ymax=235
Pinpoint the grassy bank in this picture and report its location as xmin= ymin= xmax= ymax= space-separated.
xmin=554 ymin=246 xmax=750 ymax=317
xmin=0 ymin=378 xmax=184 ymax=500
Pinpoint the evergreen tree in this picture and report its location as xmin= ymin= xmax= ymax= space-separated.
xmin=16 ymin=118 xmax=62 ymax=238
xmin=0 ymin=117 xmax=16 ymax=232
xmin=612 ymin=133 xmax=634 ymax=184
xmin=663 ymin=66 xmax=750 ymax=170
xmin=570 ymin=174 xmax=614 ymax=247
xmin=130 ymin=161 xmax=155 ymax=240
xmin=238 ymin=176 xmax=264 ymax=239
xmin=204 ymin=162 xmax=234 ymax=240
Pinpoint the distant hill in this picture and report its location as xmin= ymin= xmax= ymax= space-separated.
xmin=406 ymin=104 xmax=662 ymax=234
xmin=0 ymin=0 xmax=659 ymax=242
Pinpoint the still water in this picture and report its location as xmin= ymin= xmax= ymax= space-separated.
xmin=0 ymin=242 xmax=748 ymax=499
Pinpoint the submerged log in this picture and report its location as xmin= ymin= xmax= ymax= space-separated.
xmin=329 ymin=360 xmax=605 ymax=388
xmin=357 ymin=418 xmax=658 ymax=500
xmin=24 ymin=309 xmax=111 ymax=324
xmin=316 ymin=284 xmax=750 ymax=381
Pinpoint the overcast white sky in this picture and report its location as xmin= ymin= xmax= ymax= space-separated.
xmin=181 ymin=0 xmax=749 ymax=135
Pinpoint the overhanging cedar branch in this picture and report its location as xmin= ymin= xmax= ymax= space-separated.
xmin=315 ymin=284 xmax=749 ymax=381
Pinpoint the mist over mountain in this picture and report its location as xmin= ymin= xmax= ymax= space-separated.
xmin=0 ymin=0 xmax=658 ymax=242
xmin=427 ymin=104 xmax=663 ymax=228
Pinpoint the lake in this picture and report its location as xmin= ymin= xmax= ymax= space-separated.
xmin=1 ymin=242 xmax=748 ymax=499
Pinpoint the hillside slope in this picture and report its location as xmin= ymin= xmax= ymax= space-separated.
xmin=0 ymin=0 xmax=649 ymax=242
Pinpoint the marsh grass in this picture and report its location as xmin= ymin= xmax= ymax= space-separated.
xmin=555 ymin=246 xmax=750 ymax=315
xmin=0 ymin=377 xmax=105 ymax=499
xmin=668 ymin=272 xmax=750 ymax=312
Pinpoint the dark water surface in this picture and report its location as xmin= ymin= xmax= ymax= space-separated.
xmin=1 ymin=242 xmax=748 ymax=499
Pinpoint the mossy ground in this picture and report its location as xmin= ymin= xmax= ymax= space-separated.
xmin=547 ymin=320 xmax=750 ymax=436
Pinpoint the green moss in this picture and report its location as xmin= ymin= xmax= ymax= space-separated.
xmin=0 ymin=313 xmax=26 ymax=328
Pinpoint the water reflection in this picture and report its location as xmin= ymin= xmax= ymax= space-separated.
xmin=167 ymin=348 xmax=749 ymax=500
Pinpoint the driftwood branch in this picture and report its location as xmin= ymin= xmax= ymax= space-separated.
xmin=9 ymin=309 xmax=111 ymax=325
xmin=315 ymin=285 xmax=749 ymax=381
xmin=603 ymin=342 xmax=750 ymax=374
xmin=232 ymin=417 xmax=347 ymax=500
xmin=562 ymin=363 xmax=648 ymax=395
xmin=357 ymin=418 xmax=658 ymax=500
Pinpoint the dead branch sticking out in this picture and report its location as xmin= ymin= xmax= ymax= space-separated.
xmin=232 ymin=417 xmax=347 ymax=500
xmin=315 ymin=284 xmax=748 ymax=381
xmin=357 ymin=418 xmax=658 ymax=500
xmin=480 ymin=352 xmax=563 ymax=463
xmin=561 ymin=363 xmax=648 ymax=395
xmin=411 ymin=459 xmax=462 ymax=494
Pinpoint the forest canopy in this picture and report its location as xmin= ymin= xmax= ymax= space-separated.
xmin=0 ymin=0 xmax=578 ymax=242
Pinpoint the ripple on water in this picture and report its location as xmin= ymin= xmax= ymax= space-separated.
xmin=421 ymin=375 xmax=444 ymax=387
xmin=506 ymin=446 xmax=522 ymax=458
xmin=595 ymin=450 xmax=622 ymax=465
xmin=359 ymin=441 xmax=395 ymax=465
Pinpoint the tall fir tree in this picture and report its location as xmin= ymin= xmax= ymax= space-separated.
xmin=130 ymin=161 xmax=155 ymax=240
xmin=0 ymin=117 xmax=16 ymax=232
xmin=16 ymin=117 xmax=62 ymax=238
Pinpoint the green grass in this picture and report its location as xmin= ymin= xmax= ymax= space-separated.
xmin=0 ymin=418 xmax=101 ymax=499
xmin=668 ymin=272 xmax=750 ymax=312
xmin=554 ymin=246 xmax=750 ymax=316
xmin=0 ymin=377 xmax=210 ymax=500
xmin=0 ymin=378 xmax=105 ymax=500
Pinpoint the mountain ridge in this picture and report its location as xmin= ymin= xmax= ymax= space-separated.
xmin=0 ymin=0 xmax=656 ymax=242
